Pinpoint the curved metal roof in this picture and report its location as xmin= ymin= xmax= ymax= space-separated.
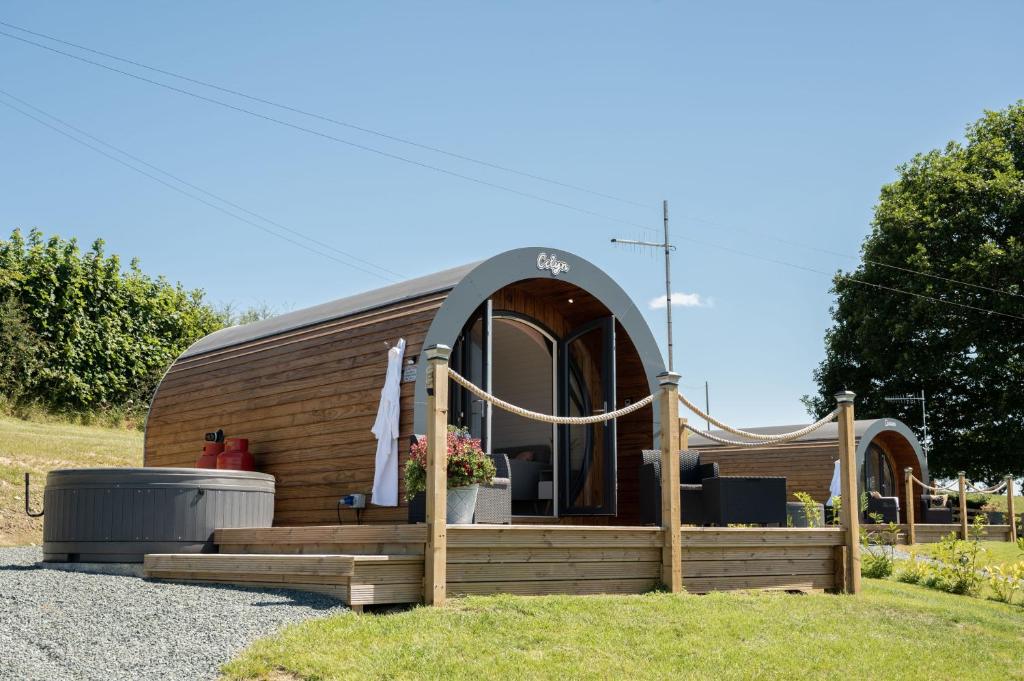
xmin=687 ymin=417 xmax=928 ymax=483
xmin=182 ymin=261 xmax=479 ymax=358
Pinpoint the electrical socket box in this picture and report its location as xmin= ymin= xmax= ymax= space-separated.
xmin=339 ymin=493 xmax=366 ymax=509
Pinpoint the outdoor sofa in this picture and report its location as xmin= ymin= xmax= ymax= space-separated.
xmin=639 ymin=450 xmax=787 ymax=526
xmin=919 ymin=493 xmax=953 ymax=523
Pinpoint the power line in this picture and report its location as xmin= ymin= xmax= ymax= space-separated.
xmin=0 ymin=94 xmax=402 ymax=282
xmin=0 ymin=19 xmax=649 ymax=209
xmin=0 ymin=86 xmax=402 ymax=281
xmin=4 ymin=22 xmax=1018 ymax=309
xmin=673 ymin=233 xmax=1024 ymax=322
xmin=680 ymin=213 xmax=1024 ymax=300
xmin=0 ymin=28 xmax=657 ymax=235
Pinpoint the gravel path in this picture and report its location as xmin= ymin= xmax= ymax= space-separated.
xmin=0 ymin=547 xmax=348 ymax=681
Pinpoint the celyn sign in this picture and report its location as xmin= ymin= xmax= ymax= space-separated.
xmin=536 ymin=252 xmax=570 ymax=276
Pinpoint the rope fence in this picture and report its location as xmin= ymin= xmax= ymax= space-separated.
xmin=910 ymin=474 xmax=1009 ymax=495
xmin=449 ymin=369 xmax=842 ymax=447
xmin=447 ymin=369 xmax=654 ymax=425
xmin=681 ymin=409 xmax=840 ymax=447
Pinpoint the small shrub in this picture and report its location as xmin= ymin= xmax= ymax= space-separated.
xmin=792 ymin=491 xmax=822 ymax=528
xmin=862 ymin=553 xmax=894 ymax=579
xmin=894 ymin=552 xmax=931 ymax=585
xmin=830 ymin=495 xmax=842 ymax=526
xmin=928 ymin=522 xmax=987 ymax=596
xmin=860 ymin=521 xmax=901 ymax=579
xmin=986 ymin=563 xmax=1024 ymax=605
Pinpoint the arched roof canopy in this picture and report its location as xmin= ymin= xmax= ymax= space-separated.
xmin=411 ymin=247 xmax=666 ymax=432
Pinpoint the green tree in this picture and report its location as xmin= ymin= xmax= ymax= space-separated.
xmin=0 ymin=228 xmax=227 ymax=413
xmin=806 ymin=102 xmax=1024 ymax=481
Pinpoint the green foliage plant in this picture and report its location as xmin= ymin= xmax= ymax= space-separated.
xmin=861 ymin=521 xmax=902 ymax=579
xmin=986 ymin=563 xmax=1023 ymax=605
xmin=0 ymin=228 xmax=226 ymax=418
xmin=804 ymin=102 xmax=1024 ymax=481
xmin=792 ymin=491 xmax=822 ymax=528
xmin=894 ymin=551 xmax=931 ymax=585
xmin=404 ymin=426 xmax=496 ymax=499
xmin=928 ymin=517 xmax=988 ymax=595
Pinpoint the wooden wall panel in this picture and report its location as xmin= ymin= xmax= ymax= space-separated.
xmin=697 ymin=443 xmax=840 ymax=505
xmin=145 ymin=294 xmax=447 ymax=526
xmin=146 ymin=279 xmax=656 ymax=528
xmin=697 ymin=433 xmax=925 ymax=515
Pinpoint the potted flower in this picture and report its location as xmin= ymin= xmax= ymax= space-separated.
xmin=405 ymin=426 xmax=496 ymax=524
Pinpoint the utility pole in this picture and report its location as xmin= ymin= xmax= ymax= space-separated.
xmin=705 ymin=381 xmax=710 ymax=430
xmin=884 ymin=390 xmax=929 ymax=462
xmin=611 ymin=200 xmax=676 ymax=370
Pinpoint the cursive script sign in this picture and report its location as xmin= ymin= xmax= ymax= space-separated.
xmin=536 ymin=252 xmax=570 ymax=276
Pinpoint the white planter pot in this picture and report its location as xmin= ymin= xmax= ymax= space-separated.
xmin=447 ymin=484 xmax=480 ymax=524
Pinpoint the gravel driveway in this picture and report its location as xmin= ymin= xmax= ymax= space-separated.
xmin=0 ymin=547 xmax=348 ymax=681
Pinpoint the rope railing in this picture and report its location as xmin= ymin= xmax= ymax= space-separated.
xmin=447 ymin=369 xmax=654 ymax=425
xmin=681 ymin=411 xmax=839 ymax=447
xmin=451 ymin=368 xmax=841 ymax=444
xmin=910 ymin=474 xmax=1009 ymax=495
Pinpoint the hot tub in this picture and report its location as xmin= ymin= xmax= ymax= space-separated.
xmin=41 ymin=468 xmax=275 ymax=563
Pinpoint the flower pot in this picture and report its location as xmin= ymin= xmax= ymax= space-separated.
xmin=446 ymin=484 xmax=480 ymax=524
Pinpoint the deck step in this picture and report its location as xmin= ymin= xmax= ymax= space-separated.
xmin=143 ymin=553 xmax=424 ymax=606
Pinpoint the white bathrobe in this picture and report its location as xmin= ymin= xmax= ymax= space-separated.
xmin=826 ymin=459 xmax=842 ymax=506
xmin=371 ymin=338 xmax=406 ymax=506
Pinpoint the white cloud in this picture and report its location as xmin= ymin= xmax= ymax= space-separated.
xmin=648 ymin=292 xmax=713 ymax=310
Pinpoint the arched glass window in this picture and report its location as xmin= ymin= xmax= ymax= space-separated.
xmin=864 ymin=444 xmax=896 ymax=497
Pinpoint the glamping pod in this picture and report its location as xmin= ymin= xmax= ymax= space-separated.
xmin=144 ymin=248 xmax=666 ymax=526
xmin=688 ymin=418 xmax=929 ymax=519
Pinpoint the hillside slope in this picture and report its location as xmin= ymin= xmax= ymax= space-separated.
xmin=0 ymin=416 xmax=142 ymax=546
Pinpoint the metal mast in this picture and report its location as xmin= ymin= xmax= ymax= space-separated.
xmin=611 ymin=200 xmax=676 ymax=370
xmin=884 ymin=390 xmax=929 ymax=461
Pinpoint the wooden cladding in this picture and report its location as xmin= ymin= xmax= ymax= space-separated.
xmin=145 ymin=293 xmax=447 ymax=526
xmin=145 ymin=276 xmax=657 ymax=528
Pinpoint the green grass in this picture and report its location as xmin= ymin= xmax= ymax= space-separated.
xmin=0 ymin=415 xmax=142 ymax=546
xmin=913 ymin=540 xmax=1024 ymax=566
xmin=222 ymin=581 xmax=1024 ymax=681
xmin=986 ymin=494 xmax=1024 ymax=513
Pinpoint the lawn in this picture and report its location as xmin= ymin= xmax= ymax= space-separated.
xmin=223 ymin=580 xmax=1024 ymax=681
xmin=913 ymin=540 xmax=1024 ymax=566
xmin=0 ymin=415 xmax=142 ymax=546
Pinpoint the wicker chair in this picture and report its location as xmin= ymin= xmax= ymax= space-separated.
xmin=639 ymin=450 xmax=718 ymax=525
xmin=407 ymin=452 xmax=512 ymax=524
xmin=919 ymin=494 xmax=953 ymax=524
xmin=866 ymin=492 xmax=900 ymax=524
xmin=640 ymin=450 xmax=787 ymax=526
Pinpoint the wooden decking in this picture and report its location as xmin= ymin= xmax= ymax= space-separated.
xmin=143 ymin=524 xmax=851 ymax=608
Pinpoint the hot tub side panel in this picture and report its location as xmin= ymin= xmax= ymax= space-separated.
xmin=43 ymin=468 xmax=274 ymax=562
xmin=144 ymin=292 xmax=448 ymax=526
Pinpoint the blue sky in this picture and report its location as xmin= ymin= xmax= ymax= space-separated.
xmin=2 ymin=2 xmax=1022 ymax=428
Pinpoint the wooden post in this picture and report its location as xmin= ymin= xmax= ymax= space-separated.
xmin=679 ymin=416 xmax=689 ymax=451
xmin=904 ymin=467 xmax=916 ymax=546
xmin=958 ymin=471 xmax=968 ymax=540
xmin=658 ymin=371 xmax=683 ymax=593
xmin=1006 ymin=475 xmax=1016 ymax=543
xmin=424 ymin=344 xmax=451 ymax=606
xmin=835 ymin=390 xmax=861 ymax=595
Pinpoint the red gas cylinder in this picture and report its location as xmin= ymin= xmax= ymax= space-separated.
xmin=195 ymin=441 xmax=223 ymax=469
xmin=217 ymin=438 xmax=255 ymax=471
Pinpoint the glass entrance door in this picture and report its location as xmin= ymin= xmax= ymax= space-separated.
xmin=559 ymin=317 xmax=617 ymax=516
